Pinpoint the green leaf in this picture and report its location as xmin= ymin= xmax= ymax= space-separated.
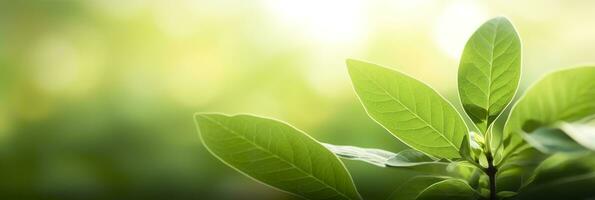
xmin=416 ymin=179 xmax=480 ymax=200
xmin=496 ymin=148 xmax=547 ymax=192
xmin=522 ymin=115 xmax=595 ymax=153
xmin=497 ymin=191 xmax=517 ymax=198
xmin=387 ymin=176 xmax=448 ymax=200
xmin=386 ymin=149 xmax=442 ymax=167
xmin=195 ymin=113 xmax=362 ymax=200
xmin=347 ymin=59 xmax=469 ymax=159
xmin=523 ymin=127 xmax=588 ymax=154
xmin=322 ymin=143 xmax=396 ymax=167
xmin=558 ymin=115 xmax=595 ymax=150
xmin=458 ymin=17 xmax=521 ymax=133
xmin=322 ymin=144 xmax=447 ymax=169
xmin=503 ymin=67 xmax=595 ymax=158
xmin=518 ymin=153 xmax=595 ymax=199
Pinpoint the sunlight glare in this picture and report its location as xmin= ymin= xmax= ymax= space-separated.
xmin=265 ymin=0 xmax=367 ymax=44
xmin=433 ymin=1 xmax=487 ymax=60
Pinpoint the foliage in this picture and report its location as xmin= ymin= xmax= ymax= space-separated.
xmin=195 ymin=17 xmax=595 ymax=200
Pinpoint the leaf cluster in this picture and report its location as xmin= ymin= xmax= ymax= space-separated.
xmin=195 ymin=17 xmax=595 ymax=200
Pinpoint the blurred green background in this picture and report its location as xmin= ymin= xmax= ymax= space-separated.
xmin=1 ymin=0 xmax=595 ymax=199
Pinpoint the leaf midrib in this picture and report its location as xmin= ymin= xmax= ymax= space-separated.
xmin=200 ymin=115 xmax=355 ymax=200
xmin=484 ymin=19 xmax=501 ymax=127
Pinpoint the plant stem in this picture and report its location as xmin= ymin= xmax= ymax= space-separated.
xmin=485 ymin=152 xmax=497 ymax=200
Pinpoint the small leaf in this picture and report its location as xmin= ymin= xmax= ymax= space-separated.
xmin=195 ymin=113 xmax=362 ymax=200
xmin=458 ymin=17 xmax=521 ymax=133
xmin=416 ymin=179 xmax=480 ymax=200
xmin=347 ymin=59 xmax=470 ymax=159
xmin=387 ymin=176 xmax=448 ymax=200
xmin=497 ymin=191 xmax=517 ymax=198
xmin=518 ymin=153 xmax=595 ymax=199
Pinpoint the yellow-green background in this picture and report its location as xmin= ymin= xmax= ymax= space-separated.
xmin=1 ymin=0 xmax=594 ymax=199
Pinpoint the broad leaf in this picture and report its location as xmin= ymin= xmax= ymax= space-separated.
xmin=195 ymin=113 xmax=362 ymax=200
xmin=347 ymin=59 xmax=469 ymax=159
xmin=388 ymin=176 xmax=447 ymax=200
xmin=518 ymin=153 xmax=595 ymax=199
xmin=416 ymin=179 xmax=480 ymax=200
xmin=503 ymin=67 xmax=595 ymax=158
xmin=458 ymin=17 xmax=521 ymax=133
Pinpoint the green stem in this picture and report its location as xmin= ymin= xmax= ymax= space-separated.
xmin=485 ymin=152 xmax=497 ymax=200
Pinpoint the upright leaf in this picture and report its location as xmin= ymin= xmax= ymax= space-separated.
xmin=503 ymin=67 xmax=595 ymax=155
xmin=416 ymin=179 xmax=480 ymax=200
xmin=195 ymin=113 xmax=362 ymax=200
xmin=458 ymin=17 xmax=521 ymax=133
xmin=347 ymin=59 xmax=469 ymax=159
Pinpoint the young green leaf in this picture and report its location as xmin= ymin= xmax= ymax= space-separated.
xmin=458 ymin=17 xmax=521 ymax=134
xmin=503 ymin=67 xmax=595 ymax=156
xmin=416 ymin=179 xmax=480 ymax=200
xmin=347 ymin=59 xmax=470 ymax=159
xmin=388 ymin=176 xmax=448 ymax=200
xmin=195 ymin=113 xmax=362 ymax=200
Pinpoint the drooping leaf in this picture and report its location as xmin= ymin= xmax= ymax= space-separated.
xmin=558 ymin=115 xmax=595 ymax=150
xmin=322 ymin=144 xmax=447 ymax=171
xmin=347 ymin=59 xmax=470 ymax=159
xmin=416 ymin=179 xmax=480 ymax=200
xmin=387 ymin=176 xmax=448 ymax=200
xmin=518 ymin=153 xmax=595 ymax=199
xmin=386 ymin=149 xmax=441 ymax=167
xmin=458 ymin=17 xmax=521 ymax=134
xmin=195 ymin=113 xmax=362 ymax=200
xmin=322 ymin=143 xmax=396 ymax=167
xmin=523 ymin=127 xmax=588 ymax=154
xmin=521 ymin=115 xmax=595 ymax=153
xmin=503 ymin=67 xmax=595 ymax=159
